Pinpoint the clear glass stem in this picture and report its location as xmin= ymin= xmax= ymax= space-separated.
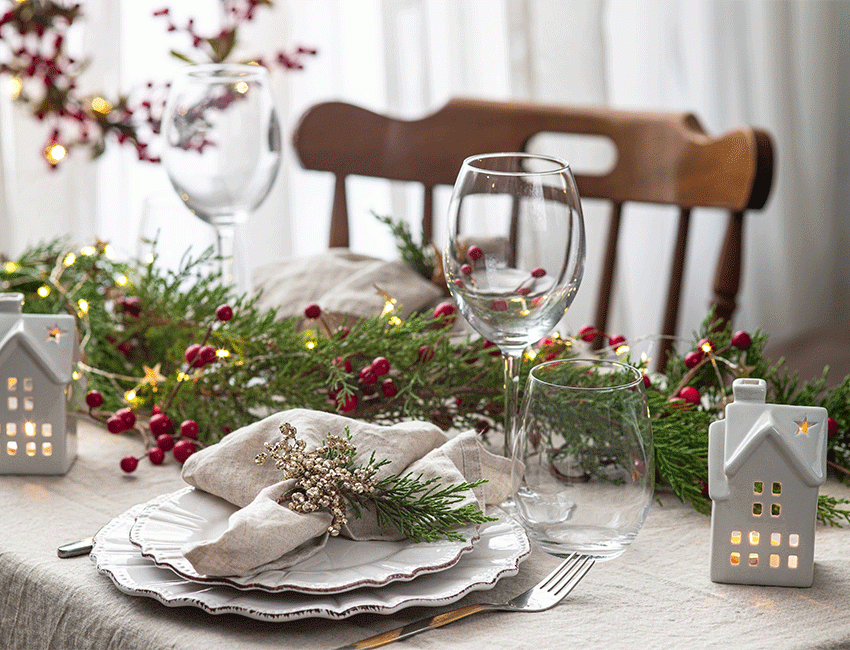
xmin=214 ymin=222 xmax=236 ymax=287
xmin=502 ymin=349 xmax=523 ymax=458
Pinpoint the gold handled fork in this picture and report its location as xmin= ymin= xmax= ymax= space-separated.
xmin=335 ymin=553 xmax=594 ymax=649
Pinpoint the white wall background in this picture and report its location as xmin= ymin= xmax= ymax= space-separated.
xmin=0 ymin=0 xmax=847 ymax=347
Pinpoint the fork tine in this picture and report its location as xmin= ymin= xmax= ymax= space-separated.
xmin=548 ymin=555 xmax=594 ymax=600
xmin=536 ymin=553 xmax=582 ymax=592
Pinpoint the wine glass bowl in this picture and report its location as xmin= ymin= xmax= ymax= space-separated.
xmin=443 ymin=153 xmax=586 ymax=455
xmin=512 ymin=358 xmax=654 ymax=560
xmin=161 ymin=63 xmax=282 ymax=288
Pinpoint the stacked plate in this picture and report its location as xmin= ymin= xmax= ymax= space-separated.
xmin=91 ymin=486 xmax=531 ymax=621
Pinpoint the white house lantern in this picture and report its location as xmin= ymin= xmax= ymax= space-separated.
xmin=709 ymin=378 xmax=827 ymax=587
xmin=0 ymin=293 xmax=78 ymax=475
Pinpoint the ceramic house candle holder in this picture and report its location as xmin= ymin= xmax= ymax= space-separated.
xmin=708 ymin=378 xmax=827 ymax=587
xmin=0 ymin=293 xmax=78 ymax=475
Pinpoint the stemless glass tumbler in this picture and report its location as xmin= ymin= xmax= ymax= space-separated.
xmin=512 ymin=359 xmax=654 ymax=560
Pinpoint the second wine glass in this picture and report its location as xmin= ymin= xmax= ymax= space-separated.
xmin=443 ymin=153 xmax=586 ymax=457
xmin=162 ymin=63 xmax=282 ymax=291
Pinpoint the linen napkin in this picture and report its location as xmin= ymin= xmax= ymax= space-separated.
xmin=180 ymin=408 xmax=514 ymax=577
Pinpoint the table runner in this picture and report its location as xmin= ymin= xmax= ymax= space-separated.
xmin=2 ymin=419 xmax=850 ymax=650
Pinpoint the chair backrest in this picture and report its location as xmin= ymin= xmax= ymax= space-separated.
xmin=292 ymin=98 xmax=774 ymax=363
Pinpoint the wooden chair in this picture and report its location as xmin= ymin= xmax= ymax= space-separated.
xmin=292 ymin=98 xmax=774 ymax=364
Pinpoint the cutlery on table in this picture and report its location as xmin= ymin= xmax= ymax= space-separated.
xmin=335 ymin=553 xmax=594 ymax=649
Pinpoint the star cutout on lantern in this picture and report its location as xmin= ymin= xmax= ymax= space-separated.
xmin=46 ymin=324 xmax=67 ymax=343
xmin=794 ymin=416 xmax=819 ymax=436
xmin=140 ymin=364 xmax=167 ymax=391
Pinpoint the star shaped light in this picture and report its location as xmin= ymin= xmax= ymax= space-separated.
xmin=140 ymin=364 xmax=167 ymax=391
xmin=794 ymin=416 xmax=819 ymax=436
xmin=46 ymin=324 xmax=67 ymax=343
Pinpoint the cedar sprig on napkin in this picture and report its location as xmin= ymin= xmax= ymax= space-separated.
xmin=256 ymin=423 xmax=495 ymax=542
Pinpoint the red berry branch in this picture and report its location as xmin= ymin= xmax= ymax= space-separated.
xmin=0 ymin=0 xmax=315 ymax=168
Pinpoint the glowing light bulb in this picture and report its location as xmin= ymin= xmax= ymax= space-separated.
xmin=216 ymin=349 xmax=230 ymax=358
xmin=77 ymin=299 xmax=89 ymax=313
xmin=80 ymin=246 xmax=96 ymax=256
xmin=6 ymin=77 xmax=22 ymax=99
xmin=44 ymin=142 xmax=67 ymax=165
xmin=4 ymin=262 xmax=18 ymax=274
xmin=235 ymin=81 xmax=249 ymax=94
xmin=115 ymin=274 xmax=129 ymax=286
xmin=124 ymin=390 xmax=137 ymax=402
xmin=90 ymin=96 xmax=112 ymax=114
xmin=37 ymin=285 xmax=51 ymax=298
xmin=104 ymin=244 xmax=116 ymax=259
xmin=63 ymin=252 xmax=76 ymax=267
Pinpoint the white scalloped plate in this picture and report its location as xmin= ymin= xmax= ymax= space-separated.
xmin=128 ymin=487 xmax=484 ymax=593
xmin=92 ymin=500 xmax=531 ymax=621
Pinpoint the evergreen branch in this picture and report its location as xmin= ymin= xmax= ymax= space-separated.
xmin=818 ymin=495 xmax=850 ymax=527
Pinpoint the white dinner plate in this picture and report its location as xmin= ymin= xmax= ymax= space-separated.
xmin=128 ymin=487 xmax=483 ymax=593
xmin=92 ymin=499 xmax=531 ymax=621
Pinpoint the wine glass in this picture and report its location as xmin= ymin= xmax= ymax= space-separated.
xmin=443 ymin=153 xmax=586 ymax=457
xmin=161 ymin=63 xmax=282 ymax=291
xmin=511 ymin=358 xmax=654 ymax=560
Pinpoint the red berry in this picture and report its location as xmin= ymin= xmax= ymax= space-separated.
xmin=642 ymin=374 xmax=651 ymax=388
xmin=333 ymin=356 xmax=353 ymax=373
xmin=371 ymin=356 xmax=390 ymax=377
xmin=381 ymin=378 xmax=398 ymax=398
xmin=121 ymin=296 xmax=142 ymax=317
xmin=731 ymin=330 xmax=752 ymax=350
xmin=120 ymin=456 xmax=138 ymax=473
xmin=467 ymin=245 xmax=484 ymax=261
xmin=85 ymin=390 xmax=103 ymax=409
xmin=684 ymin=350 xmax=704 ymax=369
xmin=679 ymin=386 xmax=701 ymax=405
xmin=221 ymin=425 xmax=231 ymax=435
xmin=517 ymin=287 xmax=531 ymax=296
xmin=531 ymin=267 xmax=546 ymax=278
xmin=148 ymin=447 xmax=165 ymax=465
xmin=453 ymin=279 xmax=465 ymax=289
xmin=433 ymin=301 xmax=456 ymax=326
xmin=304 ymin=302 xmax=322 ymax=319
xmin=490 ymin=299 xmax=508 ymax=312
xmin=337 ymin=393 xmax=358 ymax=413
xmin=173 ymin=440 xmax=197 ymax=464
xmin=215 ymin=304 xmax=233 ymax=322
xmin=151 ymin=405 xmax=162 ymax=415
xmin=156 ymin=433 xmax=175 ymax=451
xmin=359 ymin=365 xmax=378 ymax=386
xmin=116 ymin=408 xmax=136 ymax=429
xmin=417 ymin=345 xmax=435 ymax=363
xmin=106 ymin=416 xmax=124 ymax=434
xmin=578 ymin=325 xmax=598 ymax=343
xmin=361 ymin=383 xmax=376 ymax=397
xmin=334 ymin=326 xmax=350 ymax=340
xmin=185 ymin=343 xmax=201 ymax=367
xmin=483 ymin=340 xmax=501 ymax=356
xmin=475 ymin=419 xmax=490 ymax=435
xmin=828 ymin=417 xmax=839 ymax=437
xmin=180 ymin=420 xmax=199 ymax=439
xmin=460 ymin=263 xmax=473 ymax=275
xmin=150 ymin=412 xmax=173 ymax=436
xmin=198 ymin=344 xmax=217 ymax=366
xmin=608 ymin=335 xmax=626 ymax=348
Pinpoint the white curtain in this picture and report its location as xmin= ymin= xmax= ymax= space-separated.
xmin=0 ymin=0 xmax=846 ymax=346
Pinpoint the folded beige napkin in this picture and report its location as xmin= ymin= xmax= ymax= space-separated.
xmin=180 ymin=408 xmax=514 ymax=577
xmin=251 ymin=249 xmax=444 ymax=323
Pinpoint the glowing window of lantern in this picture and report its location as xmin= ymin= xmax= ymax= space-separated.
xmin=41 ymin=442 xmax=52 ymax=456
xmin=752 ymin=502 xmax=763 ymax=516
xmin=730 ymin=531 xmax=742 ymax=545
xmin=41 ymin=423 xmax=52 ymax=437
xmin=730 ymin=552 xmax=740 ymax=566
xmin=7 ymin=396 xmax=17 ymax=410
xmin=23 ymin=378 xmax=32 ymax=391
xmin=771 ymin=503 xmax=781 ymax=517
xmin=749 ymin=531 xmax=760 ymax=546
xmin=23 ymin=397 xmax=33 ymax=411
xmin=24 ymin=422 xmax=35 ymax=437
xmin=748 ymin=553 xmax=759 ymax=566
xmin=6 ymin=423 xmax=15 ymax=436
xmin=789 ymin=534 xmax=800 ymax=548
xmin=771 ymin=533 xmax=781 ymax=546
xmin=772 ymin=482 xmax=781 ymax=495
xmin=25 ymin=441 xmax=36 ymax=456
xmin=753 ymin=481 xmax=764 ymax=494
xmin=769 ymin=554 xmax=780 ymax=568
xmin=6 ymin=441 xmax=16 ymax=455
xmin=7 ymin=377 xmax=16 ymax=391
xmin=788 ymin=555 xmax=798 ymax=569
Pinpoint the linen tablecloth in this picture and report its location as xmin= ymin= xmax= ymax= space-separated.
xmin=2 ymin=419 xmax=850 ymax=650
